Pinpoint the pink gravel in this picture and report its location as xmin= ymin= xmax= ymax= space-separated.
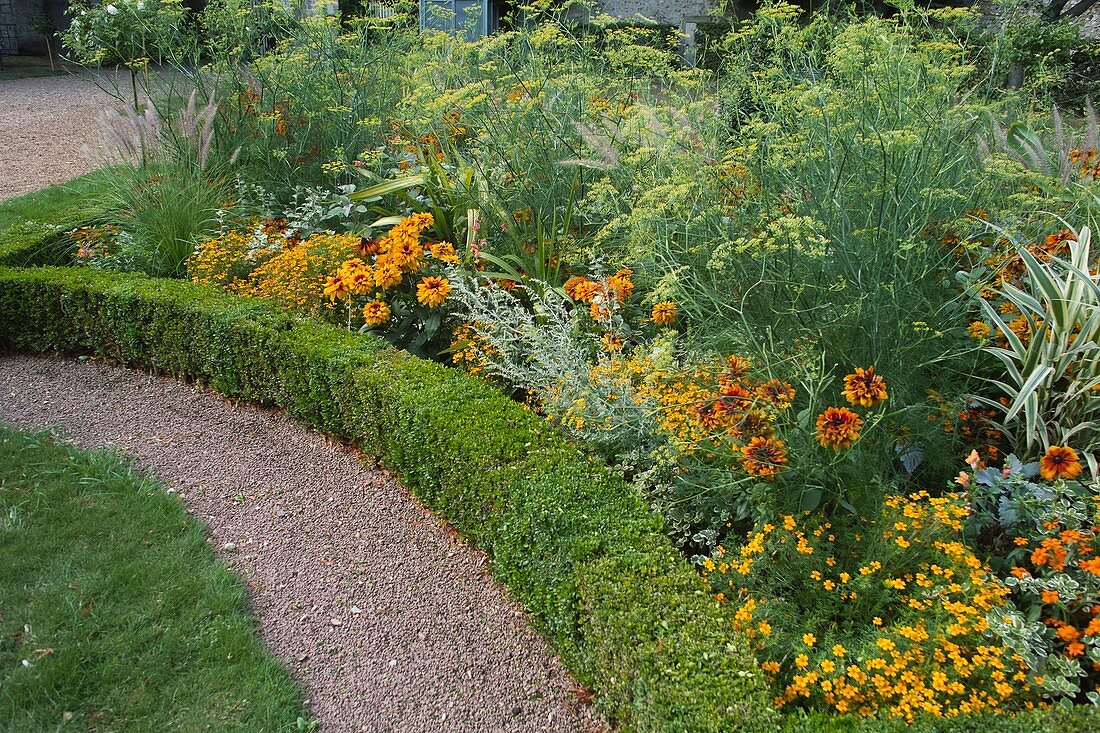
xmin=0 ymin=71 xmax=114 ymax=201
xmin=0 ymin=353 xmax=603 ymax=733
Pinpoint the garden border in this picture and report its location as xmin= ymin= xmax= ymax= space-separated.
xmin=0 ymin=226 xmax=777 ymax=732
xmin=4 ymin=195 xmax=1100 ymax=733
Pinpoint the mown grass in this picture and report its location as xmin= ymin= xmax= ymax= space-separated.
xmin=0 ymin=425 xmax=310 ymax=732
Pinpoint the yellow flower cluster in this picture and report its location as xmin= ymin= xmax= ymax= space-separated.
xmin=450 ymin=322 xmax=498 ymax=376
xmin=188 ymin=225 xmax=358 ymax=313
xmin=702 ymin=494 xmax=1042 ymax=720
xmin=238 ymin=233 xmax=361 ymax=311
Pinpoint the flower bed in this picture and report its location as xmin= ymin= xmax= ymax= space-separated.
xmin=1 ymin=197 xmax=1098 ymax=733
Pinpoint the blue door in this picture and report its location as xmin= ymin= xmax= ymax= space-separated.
xmin=420 ymin=0 xmax=495 ymax=41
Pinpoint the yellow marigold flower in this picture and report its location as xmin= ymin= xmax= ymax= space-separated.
xmin=651 ymin=300 xmax=678 ymax=326
xmin=324 ymin=273 xmax=349 ymax=301
xmin=816 ymin=406 xmax=864 ymax=449
xmin=601 ymin=333 xmax=624 ymax=352
xmin=823 ymin=580 xmax=836 ymax=591
xmin=873 ymin=617 xmax=883 ymax=626
xmin=783 ymin=515 xmax=797 ymax=531
xmin=842 ymin=366 xmax=888 ymax=408
xmin=803 ymin=633 xmax=817 ymax=647
xmin=374 ymin=260 xmax=404 ymax=290
xmin=821 ymin=659 xmax=836 ymax=673
xmin=967 ymin=321 xmax=991 ymax=339
xmin=876 ymin=638 xmax=896 ymax=651
xmin=362 ymin=299 xmax=391 ymax=327
xmin=429 ymin=241 xmax=459 ymax=264
xmin=833 ymin=644 xmax=846 ymax=657
xmin=758 ymin=621 xmax=772 ymax=636
xmin=1040 ymin=445 xmax=1083 ymax=481
xmin=416 ymin=276 xmax=451 ymax=308
xmin=740 ymin=436 xmax=788 ymax=480
xmin=795 ymin=654 xmax=809 ymax=668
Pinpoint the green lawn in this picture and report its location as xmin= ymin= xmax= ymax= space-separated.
xmin=0 ymin=426 xmax=310 ymax=732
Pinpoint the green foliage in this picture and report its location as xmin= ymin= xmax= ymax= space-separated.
xmin=91 ymin=162 xmax=232 ymax=278
xmin=62 ymin=0 xmax=197 ymax=66
xmin=0 ymin=427 xmax=308 ymax=730
xmin=968 ymin=227 xmax=1100 ymax=469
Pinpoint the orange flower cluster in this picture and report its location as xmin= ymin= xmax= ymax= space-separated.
xmin=321 ymin=213 xmax=459 ymax=325
xmin=1005 ymin=498 xmax=1100 ymax=694
xmin=1069 ymin=148 xmax=1100 ymax=180
xmin=564 ymin=269 xmax=636 ymax=321
xmin=814 ymin=367 xmax=886 ymax=451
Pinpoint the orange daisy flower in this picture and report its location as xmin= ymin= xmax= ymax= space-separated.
xmin=1040 ymin=446 xmax=1083 ymax=481
xmin=416 ymin=276 xmax=451 ymax=308
xmin=651 ymin=301 xmax=678 ymax=326
xmin=842 ymin=366 xmax=888 ymax=408
xmin=362 ymin=299 xmax=391 ymax=327
xmin=816 ymin=407 xmax=864 ymax=449
xmin=740 ymin=437 xmax=788 ymax=480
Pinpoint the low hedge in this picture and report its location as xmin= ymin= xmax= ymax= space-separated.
xmin=0 ymin=263 xmax=777 ymax=732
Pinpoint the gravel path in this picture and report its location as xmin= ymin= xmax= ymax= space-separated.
xmin=0 ymin=71 xmax=114 ymax=201
xmin=0 ymin=354 xmax=600 ymax=733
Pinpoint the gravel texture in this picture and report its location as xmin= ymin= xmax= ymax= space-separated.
xmin=0 ymin=71 xmax=113 ymax=201
xmin=0 ymin=354 xmax=601 ymax=733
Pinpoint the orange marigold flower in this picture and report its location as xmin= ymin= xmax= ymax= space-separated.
xmin=816 ymin=407 xmax=864 ymax=449
xmin=1040 ymin=446 xmax=1083 ymax=481
xmin=740 ymin=436 xmax=788 ymax=480
xmin=1041 ymin=590 xmax=1060 ymax=604
xmin=1056 ymin=625 xmax=1081 ymax=643
xmin=606 ymin=268 xmax=634 ymax=303
xmin=1080 ymin=557 xmax=1100 ymax=576
xmin=429 ymin=241 xmax=459 ymax=264
xmin=374 ymin=259 xmax=404 ymax=290
xmin=651 ymin=301 xmax=678 ymax=326
xmin=564 ymin=276 xmax=600 ymax=303
xmin=761 ymin=660 xmax=781 ymax=674
xmin=727 ymin=355 xmax=752 ymax=379
xmin=416 ymin=276 xmax=451 ymax=308
xmin=362 ymin=299 xmax=391 ymax=327
xmin=842 ymin=366 xmax=888 ymax=408
xmin=601 ymin=333 xmax=623 ymax=352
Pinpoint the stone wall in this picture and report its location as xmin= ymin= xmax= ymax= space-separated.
xmin=1080 ymin=4 xmax=1100 ymax=39
xmin=6 ymin=0 xmax=67 ymax=55
xmin=596 ymin=0 xmax=714 ymax=26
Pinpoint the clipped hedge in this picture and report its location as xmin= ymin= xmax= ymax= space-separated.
xmin=0 ymin=263 xmax=777 ymax=732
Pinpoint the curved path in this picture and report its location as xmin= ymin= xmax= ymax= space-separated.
xmin=0 ymin=354 xmax=600 ymax=732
